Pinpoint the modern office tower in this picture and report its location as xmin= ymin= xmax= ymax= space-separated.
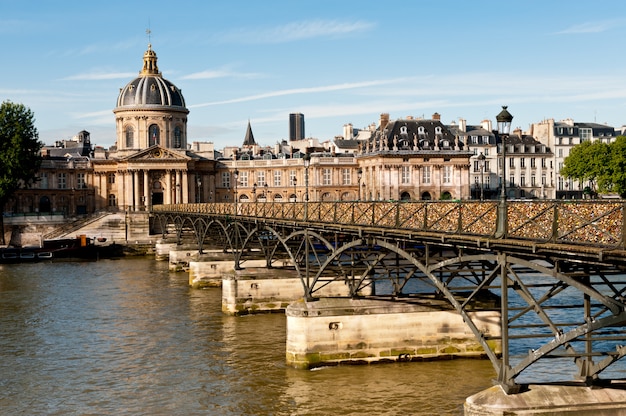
xmin=289 ymin=113 xmax=305 ymax=141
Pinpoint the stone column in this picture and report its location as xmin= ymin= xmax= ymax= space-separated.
xmin=182 ymin=170 xmax=189 ymax=203
xmin=133 ymin=170 xmax=140 ymax=211
xmin=165 ymin=170 xmax=172 ymax=205
xmin=143 ymin=170 xmax=150 ymax=209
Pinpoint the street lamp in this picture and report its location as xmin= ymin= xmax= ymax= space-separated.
xmin=196 ymin=177 xmax=202 ymax=203
xmin=357 ymin=167 xmax=363 ymax=201
xmin=293 ymin=177 xmax=297 ymax=202
xmin=303 ymin=153 xmax=311 ymax=221
xmin=252 ymin=183 xmax=257 ymax=202
xmin=496 ymin=105 xmax=513 ymax=238
xmin=477 ymin=152 xmax=486 ymax=201
xmin=264 ymin=183 xmax=269 ymax=203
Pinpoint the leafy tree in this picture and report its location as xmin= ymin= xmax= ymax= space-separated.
xmin=607 ymin=135 xmax=626 ymax=197
xmin=0 ymin=101 xmax=43 ymax=245
xmin=561 ymin=140 xmax=610 ymax=192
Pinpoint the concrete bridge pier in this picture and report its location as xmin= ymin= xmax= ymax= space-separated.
xmin=285 ymin=297 xmax=501 ymax=369
xmin=221 ymin=268 xmax=364 ymax=315
xmin=465 ymin=383 xmax=626 ymax=415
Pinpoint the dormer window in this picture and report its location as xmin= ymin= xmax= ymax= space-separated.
xmin=400 ymin=125 xmax=408 ymax=135
xmin=435 ymin=126 xmax=442 ymax=134
xmin=418 ymin=126 xmax=425 ymax=135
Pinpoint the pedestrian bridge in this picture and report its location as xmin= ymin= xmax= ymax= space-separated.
xmin=152 ymin=200 xmax=626 ymax=393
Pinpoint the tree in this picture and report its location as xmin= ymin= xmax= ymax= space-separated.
xmin=0 ymin=101 xmax=43 ymax=245
xmin=561 ymin=140 xmax=610 ymax=192
xmin=606 ymin=135 xmax=626 ymax=197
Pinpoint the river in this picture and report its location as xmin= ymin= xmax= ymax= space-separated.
xmin=0 ymin=258 xmax=495 ymax=415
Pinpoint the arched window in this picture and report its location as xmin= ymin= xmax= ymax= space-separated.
xmin=421 ymin=192 xmax=432 ymax=200
xmin=435 ymin=126 xmax=442 ymax=134
xmin=173 ymin=126 xmax=182 ymax=148
xmin=149 ymin=124 xmax=160 ymax=146
xmin=125 ymin=126 xmax=134 ymax=148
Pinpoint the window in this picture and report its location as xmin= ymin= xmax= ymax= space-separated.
xmin=520 ymin=176 xmax=525 ymax=187
xmin=580 ymin=128 xmax=592 ymax=142
xmin=530 ymin=158 xmax=536 ymax=168
xmin=174 ymin=126 xmax=182 ymax=148
xmin=541 ymin=158 xmax=546 ymax=168
xmin=257 ymin=171 xmax=266 ymax=187
xmin=558 ymin=149 xmax=563 ymax=158
xmin=57 ymin=173 xmax=66 ymax=189
xmin=108 ymin=173 xmax=115 ymax=184
xmin=108 ymin=194 xmax=117 ymax=207
xmin=442 ymin=166 xmax=452 ymax=184
xmin=240 ymin=171 xmax=249 ymax=187
xmin=39 ymin=173 xmax=48 ymax=189
xmin=322 ymin=168 xmax=331 ymax=185
xmin=125 ymin=126 xmax=134 ymax=148
xmin=221 ymin=172 xmax=231 ymax=188
xmin=541 ymin=174 xmax=546 ymax=185
xmin=482 ymin=136 xmax=489 ymax=144
xmin=401 ymin=165 xmax=410 ymax=184
xmin=520 ymin=158 xmax=525 ymax=168
xmin=509 ymin=175 xmax=515 ymax=187
xmin=289 ymin=170 xmax=297 ymax=186
xmin=342 ymin=168 xmax=351 ymax=185
xmin=509 ymin=158 xmax=514 ymax=168
xmin=485 ymin=161 xmax=490 ymax=172
xmin=531 ymin=175 xmax=536 ymax=187
xmin=77 ymin=173 xmax=86 ymax=189
xmin=149 ymin=124 xmax=160 ymax=146
xmin=422 ymin=166 xmax=431 ymax=184
xmin=273 ymin=170 xmax=282 ymax=187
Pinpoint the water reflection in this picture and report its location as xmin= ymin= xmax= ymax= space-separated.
xmin=0 ymin=259 xmax=495 ymax=415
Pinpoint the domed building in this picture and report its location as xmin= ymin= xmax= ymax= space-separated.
xmin=113 ymin=44 xmax=188 ymax=155
xmin=89 ymin=44 xmax=216 ymax=211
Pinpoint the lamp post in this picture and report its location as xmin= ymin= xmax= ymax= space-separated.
xmin=252 ymin=183 xmax=257 ymax=202
xmin=477 ymin=152 xmax=486 ymax=201
xmin=357 ymin=167 xmax=363 ymax=201
xmin=196 ymin=177 xmax=202 ymax=203
xmin=264 ymin=183 xmax=269 ymax=203
xmin=293 ymin=177 xmax=297 ymax=202
xmin=496 ymin=105 xmax=513 ymax=237
xmin=303 ymin=153 xmax=311 ymax=221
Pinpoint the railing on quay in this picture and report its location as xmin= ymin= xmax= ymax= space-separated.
xmin=152 ymin=200 xmax=626 ymax=250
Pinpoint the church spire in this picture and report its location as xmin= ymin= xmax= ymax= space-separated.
xmin=140 ymin=44 xmax=160 ymax=76
xmin=243 ymin=120 xmax=257 ymax=146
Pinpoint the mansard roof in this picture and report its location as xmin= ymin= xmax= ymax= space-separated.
xmin=364 ymin=116 xmax=468 ymax=154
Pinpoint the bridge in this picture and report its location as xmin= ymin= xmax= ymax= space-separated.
xmin=152 ymin=200 xmax=626 ymax=395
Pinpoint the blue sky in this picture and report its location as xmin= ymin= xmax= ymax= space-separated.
xmin=2 ymin=0 xmax=626 ymax=150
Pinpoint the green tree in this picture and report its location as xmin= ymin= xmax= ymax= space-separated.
xmin=606 ymin=135 xmax=626 ymax=197
xmin=561 ymin=140 xmax=610 ymax=192
xmin=0 ymin=101 xmax=43 ymax=245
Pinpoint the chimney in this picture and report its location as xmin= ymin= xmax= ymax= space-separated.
xmin=432 ymin=112 xmax=441 ymax=121
xmin=379 ymin=113 xmax=390 ymax=130
xmin=458 ymin=118 xmax=467 ymax=132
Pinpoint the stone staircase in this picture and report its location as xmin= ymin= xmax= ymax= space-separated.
xmin=44 ymin=212 xmax=134 ymax=243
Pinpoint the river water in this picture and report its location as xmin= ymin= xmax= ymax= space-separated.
xmin=0 ymin=258 xmax=495 ymax=415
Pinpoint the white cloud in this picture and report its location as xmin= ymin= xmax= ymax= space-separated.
xmin=555 ymin=19 xmax=626 ymax=34
xmin=215 ymin=19 xmax=375 ymax=44
xmin=61 ymin=72 xmax=137 ymax=81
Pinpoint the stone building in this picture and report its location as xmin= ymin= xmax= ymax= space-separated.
xmin=357 ymin=113 xmax=473 ymax=201
xmin=6 ymin=44 xmax=217 ymax=218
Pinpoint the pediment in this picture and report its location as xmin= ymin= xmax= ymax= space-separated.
xmin=122 ymin=145 xmax=191 ymax=161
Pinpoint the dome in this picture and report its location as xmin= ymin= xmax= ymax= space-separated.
xmin=115 ymin=44 xmax=186 ymax=109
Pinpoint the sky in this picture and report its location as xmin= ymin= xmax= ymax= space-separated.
xmin=2 ymin=0 xmax=626 ymax=150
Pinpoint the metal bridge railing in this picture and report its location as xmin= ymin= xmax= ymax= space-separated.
xmin=153 ymin=200 xmax=626 ymax=249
